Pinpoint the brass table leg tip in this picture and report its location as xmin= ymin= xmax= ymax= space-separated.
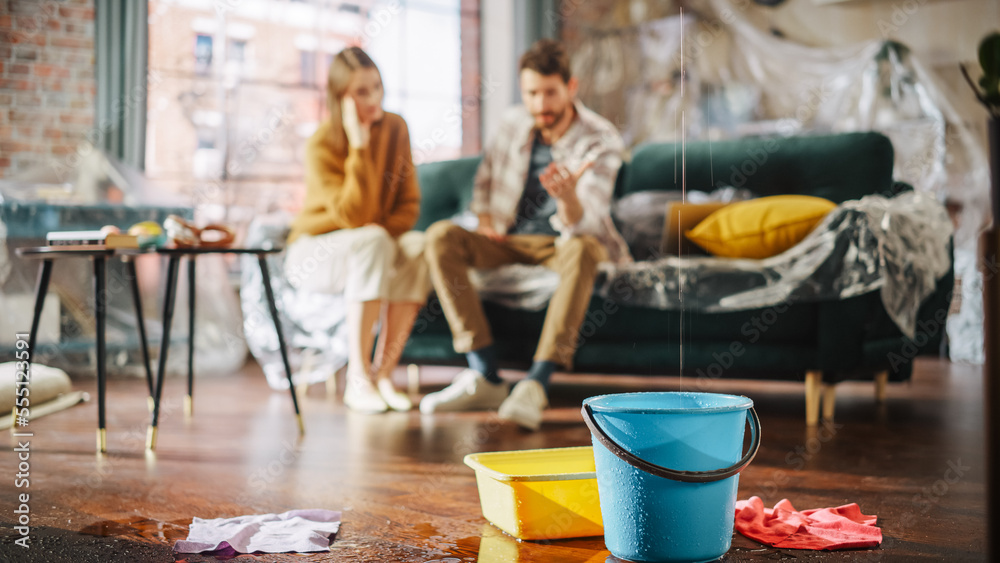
xmin=146 ymin=426 xmax=158 ymax=451
xmin=97 ymin=428 xmax=107 ymax=453
xmin=184 ymin=395 xmax=193 ymax=418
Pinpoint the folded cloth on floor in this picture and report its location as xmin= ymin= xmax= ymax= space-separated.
xmin=734 ymin=496 xmax=882 ymax=550
xmin=173 ymin=509 xmax=341 ymax=554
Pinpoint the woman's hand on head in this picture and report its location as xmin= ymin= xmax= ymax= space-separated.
xmin=342 ymin=96 xmax=370 ymax=149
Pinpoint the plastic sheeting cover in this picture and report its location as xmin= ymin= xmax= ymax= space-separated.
xmin=477 ymin=192 xmax=951 ymax=340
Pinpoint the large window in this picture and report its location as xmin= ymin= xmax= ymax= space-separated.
xmin=146 ymin=0 xmax=479 ymax=225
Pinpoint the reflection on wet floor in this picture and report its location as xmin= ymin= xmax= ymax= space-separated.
xmin=0 ymin=360 xmax=986 ymax=561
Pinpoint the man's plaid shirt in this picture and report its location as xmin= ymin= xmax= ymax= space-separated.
xmin=470 ymin=101 xmax=632 ymax=264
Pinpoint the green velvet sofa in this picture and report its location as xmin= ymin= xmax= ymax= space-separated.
xmin=402 ymin=132 xmax=954 ymax=424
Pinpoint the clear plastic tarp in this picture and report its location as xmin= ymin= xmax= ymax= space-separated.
xmin=474 ymin=192 xmax=952 ymax=340
xmin=602 ymin=191 xmax=952 ymax=338
xmin=0 ymin=145 xmax=246 ymax=377
xmin=571 ymin=4 xmax=988 ymax=360
xmin=240 ymin=213 xmax=348 ymax=390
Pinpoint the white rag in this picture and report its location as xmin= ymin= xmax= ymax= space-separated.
xmin=173 ymin=509 xmax=341 ymax=554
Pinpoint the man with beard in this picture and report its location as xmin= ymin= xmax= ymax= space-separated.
xmin=419 ymin=39 xmax=630 ymax=430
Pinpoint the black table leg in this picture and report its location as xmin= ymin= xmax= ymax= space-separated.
xmin=124 ymin=258 xmax=155 ymax=411
xmin=94 ymin=256 xmax=107 ymax=453
xmin=26 ymin=259 xmax=53 ymax=353
xmin=186 ymin=256 xmax=196 ymax=417
xmin=148 ymin=256 xmax=181 ymax=451
xmin=20 ymin=260 xmax=52 ymax=421
xmin=257 ymin=254 xmax=303 ymax=435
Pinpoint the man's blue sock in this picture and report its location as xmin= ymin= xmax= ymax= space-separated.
xmin=525 ymin=360 xmax=558 ymax=390
xmin=467 ymin=345 xmax=502 ymax=384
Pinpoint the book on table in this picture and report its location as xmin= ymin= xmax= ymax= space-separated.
xmin=46 ymin=230 xmax=139 ymax=249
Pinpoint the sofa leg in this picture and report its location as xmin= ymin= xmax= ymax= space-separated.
xmin=874 ymin=370 xmax=888 ymax=403
xmin=407 ymin=363 xmax=420 ymax=395
xmin=805 ymin=371 xmax=822 ymax=426
xmin=821 ymin=383 xmax=836 ymax=422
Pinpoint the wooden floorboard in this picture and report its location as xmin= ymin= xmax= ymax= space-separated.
xmin=0 ymin=358 xmax=986 ymax=562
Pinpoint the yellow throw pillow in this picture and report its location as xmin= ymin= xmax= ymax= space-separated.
xmin=685 ymin=195 xmax=837 ymax=259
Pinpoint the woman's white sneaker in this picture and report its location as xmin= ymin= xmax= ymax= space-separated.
xmin=377 ymin=379 xmax=412 ymax=411
xmin=344 ymin=377 xmax=388 ymax=413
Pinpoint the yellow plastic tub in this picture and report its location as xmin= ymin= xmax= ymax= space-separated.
xmin=463 ymin=446 xmax=603 ymax=540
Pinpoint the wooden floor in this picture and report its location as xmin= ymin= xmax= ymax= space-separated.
xmin=0 ymin=358 xmax=987 ymax=562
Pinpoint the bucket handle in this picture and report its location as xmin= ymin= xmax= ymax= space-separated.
xmin=582 ymin=403 xmax=761 ymax=484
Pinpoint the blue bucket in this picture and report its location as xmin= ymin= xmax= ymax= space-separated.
xmin=582 ymin=392 xmax=760 ymax=563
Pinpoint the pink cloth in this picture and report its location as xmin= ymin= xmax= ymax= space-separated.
xmin=734 ymin=496 xmax=882 ymax=550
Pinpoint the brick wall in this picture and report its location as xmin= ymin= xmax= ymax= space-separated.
xmin=0 ymin=0 xmax=96 ymax=178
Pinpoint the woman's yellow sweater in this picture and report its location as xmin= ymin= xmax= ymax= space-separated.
xmin=288 ymin=112 xmax=420 ymax=243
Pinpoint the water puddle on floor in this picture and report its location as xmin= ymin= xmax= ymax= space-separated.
xmin=78 ymin=516 xmax=189 ymax=544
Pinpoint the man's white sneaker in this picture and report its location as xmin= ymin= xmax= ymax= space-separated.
xmin=344 ymin=377 xmax=388 ymax=413
xmin=419 ymin=369 xmax=509 ymax=414
xmin=377 ymin=378 xmax=412 ymax=412
xmin=498 ymin=379 xmax=548 ymax=431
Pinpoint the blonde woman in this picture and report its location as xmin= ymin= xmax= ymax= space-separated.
xmin=285 ymin=47 xmax=428 ymax=413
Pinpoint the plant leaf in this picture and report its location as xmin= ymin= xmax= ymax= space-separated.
xmin=979 ymin=32 xmax=1000 ymax=78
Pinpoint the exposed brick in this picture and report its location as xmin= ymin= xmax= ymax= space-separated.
xmin=8 ymin=1 xmax=53 ymax=15
xmin=0 ymin=16 xmax=11 ymax=28
xmin=61 ymin=51 xmax=93 ymax=66
xmin=13 ymin=92 xmax=42 ymax=107
xmin=35 ymin=63 xmax=72 ymax=78
xmin=16 ymin=125 xmax=38 ymax=138
xmin=0 ymin=61 xmax=4 ymax=74
xmin=51 ymin=36 xmax=92 ymax=49
xmin=51 ymin=143 xmax=77 ymax=155
xmin=41 ymin=78 xmax=64 ymax=91
xmin=59 ymin=6 xmax=95 ymax=21
xmin=70 ymin=99 xmax=90 ymax=110
xmin=0 ymin=140 xmax=37 ymax=153
xmin=0 ymin=94 xmax=11 ymax=106
xmin=3 ymin=79 xmax=37 ymax=90
xmin=65 ymin=23 xmax=93 ymax=35
xmin=9 ymin=63 xmax=30 ymax=74
xmin=60 ymin=113 xmax=92 ymax=125
xmin=43 ymin=128 xmax=62 ymax=140
xmin=12 ymin=157 xmax=47 ymax=174
xmin=13 ymin=46 xmax=38 ymax=61
xmin=0 ymin=158 xmax=11 ymax=169
xmin=9 ymin=32 xmax=46 ymax=46
xmin=0 ymin=126 xmax=12 ymax=139
xmin=9 ymin=110 xmax=48 ymax=124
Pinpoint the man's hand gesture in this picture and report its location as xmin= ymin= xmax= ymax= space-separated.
xmin=539 ymin=160 xmax=593 ymax=202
